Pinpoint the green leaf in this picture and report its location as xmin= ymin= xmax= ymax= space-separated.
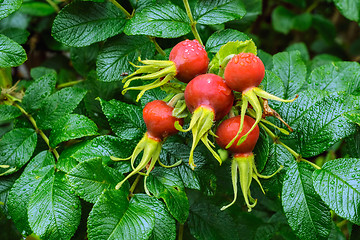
xmin=282 ymin=162 xmax=332 ymax=240
xmin=147 ymin=167 xmax=189 ymax=223
xmin=0 ymin=128 xmax=37 ymax=175
xmin=285 ymin=42 xmax=310 ymax=62
xmin=333 ymin=0 xmax=360 ymax=22
xmin=271 ymin=50 xmax=307 ymax=99
xmin=28 ymin=172 xmax=81 ymax=240
xmin=87 ymin=189 xmax=155 ymax=240
xmin=8 ymin=151 xmax=55 ymax=235
xmin=260 ymin=70 xmax=286 ymax=99
xmin=257 ymin=50 xmax=273 ymax=70
xmin=0 ymin=172 xmax=19 ymax=215
xmin=132 ymin=194 xmax=176 ymax=240
xmin=99 ymin=98 xmax=146 ymax=141
xmin=36 ymin=87 xmax=87 ymax=130
xmin=193 ymin=0 xmax=246 ymax=25
xmin=67 ymin=158 xmax=126 ymax=203
xmin=20 ymin=2 xmax=55 ymax=16
xmin=313 ymin=158 xmax=360 ymax=225
xmin=56 ymin=141 xmax=88 ymax=173
xmin=209 ymin=40 xmax=257 ymax=76
xmin=96 ymin=34 xmax=155 ymax=82
xmin=188 ymin=201 xmax=239 ymax=240
xmin=312 ymin=14 xmax=336 ymax=42
xmin=70 ymin=44 xmax=99 ymax=76
xmin=0 ymin=0 xmax=22 ymax=20
xmin=254 ymin=128 xmax=270 ymax=173
xmin=0 ymin=105 xmax=21 ymax=121
xmin=271 ymin=6 xmax=294 ymax=34
xmin=124 ymin=3 xmax=191 ymax=38
xmin=140 ymin=88 xmax=168 ymax=109
xmin=261 ymin=143 xmax=296 ymax=196
xmin=310 ymin=54 xmax=341 ymax=71
xmin=277 ymin=91 xmax=360 ymax=157
xmin=52 ymin=2 xmax=126 ymax=47
xmin=0 ymin=28 xmax=29 ymax=44
xmin=292 ymin=12 xmax=312 ymax=31
xmin=49 ymin=114 xmax=98 ymax=148
xmin=205 ymin=29 xmax=250 ymax=53
xmin=308 ymin=62 xmax=360 ymax=94
xmin=22 ymin=72 xmax=57 ymax=112
xmin=30 ymin=67 xmax=57 ymax=79
xmin=65 ymin=136 xmax=133 ymax=173
xmin=0 ymin=33 xmax=27 ymax=67
xmin=344 ymin=112 xmax=360 ymax=125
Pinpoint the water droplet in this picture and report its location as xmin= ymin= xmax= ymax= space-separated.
xmin=330 ymin=180 xmax=335 ymax=185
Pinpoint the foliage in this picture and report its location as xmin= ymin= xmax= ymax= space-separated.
xmin=1 ymin=0 xmax=360 ymax=240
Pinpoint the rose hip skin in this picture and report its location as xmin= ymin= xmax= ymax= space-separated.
xmin=224 ymin=52 xmax=265 ymax=92
xmin=169 ymin=39 xmax=209 ymax=83
xmin=216 ymin=115 xmax=259 ymax=154
xmin=184 ymin=73 xmax=234 ymax=121
xmin=143 ymin=100 xmax=183 ymax=141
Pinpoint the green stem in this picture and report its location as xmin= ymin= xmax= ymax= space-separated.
xmin=259 ymin=122 xmax=321 ymax=169
xmin=148 ymin=36 xmax=166 ymax=56
xmin=300 ymin=158 xmax=321 ymax=170
xmin=178 ymin=223 xmax=184 ymax=240
xmin=109 ymin=0 xmax=132 ymax=18
xmin=306 ymin=0 xmax=320 ymax=13
xmin=45 ymin=0 xmax=60 ymax=12
xmin=12 ymin=102 xmax=59 ymax=160
xmin=57 ymin=80 xmax=84 ymax=89
xmin=128 ymin=174 xmax=142 ymax=197
xmin=182 ymin=0 xmax=203 ymax=45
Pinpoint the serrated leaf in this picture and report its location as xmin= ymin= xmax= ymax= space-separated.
xmin=36 ymin=87 xmax=87 ymax=130
xmin=49 ymin=114 xmax=98 ymax=148
xmin=0 ymin=128 xmax=37 ymax=175
xmin=0 ymin=105 xmax=21 ymax=121
xmin=28 ymin=172 xmax=81 ymax=240
xmin=344 ymin=112 xmax=360 ymax=126
xmin=67 ymin=158 xmax=126 ymax=203
xmin=0 ymin=33 xmax=27 ymax=67
xmin=277 ymin=91 xmax=360 ymax=157
xmin=70 ymin=44 xmax=99 ymax=76
xmin=99 ymin=98 xmax=146 ymax=141
xmin=124 ymin=3 xmax=190 ymax=38
xmin=0 ymin=28 xmax=29 ymax=44
xmin=282 ymin=162 xmax=332 ymax=240
xmin=0 ymin=0 xmax=22 ymax=20
xmin=52 ymin=2 xmax=126 ymax=47
xmin=140 ymin=88 xmax=168 ymax=109
xmin=285 ymin=42 xmax=310 ymax=62
xmin=310 ymin=54 xmax=341 ymax=71
xmin=271 ymin=50 xmax=306 ymax=99
xmin=96 ymin=34 xmax=155 ymax=82
xmin=333 ymin=0 xmax=360 ymax=22
xmin=308 ymin=61 xmax=360 ymax=94
xmin=260 ymin=70 xmax=286 ymax=99
xmin=8 ymin=151 xmax=55 ymax=235
xmin=0 ymin=172 xmax=19 ymax=215
xmin=30 ymin=66 xmax=56 ymax=79
xmin=22 ymin=72 xmax=57 ymax=112
xmin=132 ymin=194 xmax=176 ymax=240
xmin=313 ymin=158 xmax=360 ymax=225
xmin=188 ymin=201 xmax=239 ymax=240
xmin=87 ymin=189 xmax=155 ymax=240
xmin=205 ymin=29 xmax=250 ymax=53
xmin=209 ymin=40 xmax=257 ymax=76
xmin=147 ymin=167 xmax=189 ymax=223
xmin=56 ymin=141 xmax=89 ymax=173
xmin=193 ymin=0 xmax=246 ymax=25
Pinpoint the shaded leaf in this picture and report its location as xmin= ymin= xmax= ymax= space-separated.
xmin=206 ymin=29 xmax=250 ymax=53
xmin=0 ymin=128 xmax=37 ymax=175
xmin=0 ymin=105 xmax=21 ymax=121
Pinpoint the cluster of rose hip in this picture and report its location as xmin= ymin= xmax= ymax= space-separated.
xmin=113 ymin=39 xmax=294 ymax=211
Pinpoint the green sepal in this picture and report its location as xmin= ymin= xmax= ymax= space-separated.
xmin=176 ymin=107 xmax=222 ymax=169
xmin=209 ymin=40 xmax=257 ymax=76
xmin=221 ymin=153 xmax=283 ymax=212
